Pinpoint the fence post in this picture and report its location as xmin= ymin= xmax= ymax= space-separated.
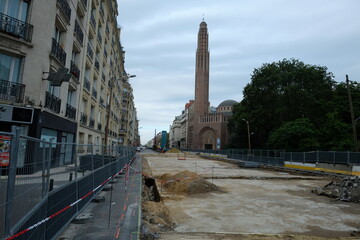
xmin=5 ymin=127 xmax=20 ymax=237
xmin=41 ymin=141 xmax=47 ymax=198
xmin=46 ymin=139 xmax=53 ymax=191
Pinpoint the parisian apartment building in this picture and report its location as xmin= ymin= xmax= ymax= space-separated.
xmin=0 ymin=0 xmax=139 ymax=166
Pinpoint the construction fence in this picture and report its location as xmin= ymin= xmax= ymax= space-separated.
xmin=0 ymin=129 xmax=135 ymax=240
xmin=182 ymin=148 xmax=360 ymax=166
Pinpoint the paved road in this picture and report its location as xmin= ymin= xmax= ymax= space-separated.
xmin=58 ymin=154 xmax=142 ymax=240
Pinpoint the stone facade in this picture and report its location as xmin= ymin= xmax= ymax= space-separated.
xmin=0 ymin=0 xmax=139 ymax=162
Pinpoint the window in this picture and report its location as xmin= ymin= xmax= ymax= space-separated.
xmin=0 ymin=53 xmax=21 ymax=83
xmin=0 ymin=0 xmax=29 ymax=22
xmin=67 ymin=89 xmax=76 ymax=106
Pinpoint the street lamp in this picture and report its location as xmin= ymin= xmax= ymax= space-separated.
xmin=242 ymin=118 xmax=251 ymax=153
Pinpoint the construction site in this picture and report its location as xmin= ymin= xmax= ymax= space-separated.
xmin=140 ymin=151 xmax=360 ymax=240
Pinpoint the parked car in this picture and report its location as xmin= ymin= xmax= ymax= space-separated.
xmin=136 ymin=146 xmax=141 ymax=152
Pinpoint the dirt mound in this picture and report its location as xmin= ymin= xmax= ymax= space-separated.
xmin=313 ymin=176 xmax=360 ymax=203
xmin=160 ymin=170 xmax=220 ymax=195
xmin=166 ymin=148 xmax=181 ymax=153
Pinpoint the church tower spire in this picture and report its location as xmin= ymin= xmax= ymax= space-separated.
xmin=194 ymin=20 xmax=210 ymax=115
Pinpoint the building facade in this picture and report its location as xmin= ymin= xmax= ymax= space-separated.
xmin=0 ymin=0 xmax=138 ymax=168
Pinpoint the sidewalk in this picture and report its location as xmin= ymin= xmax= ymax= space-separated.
xmin=58 ymin=154 xmax=142 ymax=240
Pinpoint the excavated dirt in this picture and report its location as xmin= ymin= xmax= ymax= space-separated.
xmin=159 ymin=170 xmax=222 ymax=196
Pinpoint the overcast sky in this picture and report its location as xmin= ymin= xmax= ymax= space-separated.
xmin=116 ymin=0 xmax=360 ymax=145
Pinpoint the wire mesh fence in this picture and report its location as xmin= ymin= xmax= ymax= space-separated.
xmin=0 ymin=129 xmax=135 ymax=239
xmin=182 ymin=148 xmax=360 ymax=166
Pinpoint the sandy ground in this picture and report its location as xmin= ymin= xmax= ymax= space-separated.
xmin=141 ymin=153 xmax=360 ymax=240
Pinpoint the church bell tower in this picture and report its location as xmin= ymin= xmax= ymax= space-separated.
xmin=194 ymin=20 xmax=210 ymax=115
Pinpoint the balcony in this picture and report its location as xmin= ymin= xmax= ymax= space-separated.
xmin=94 ymin=59 xmax=100 ymax=72
xmin=0 ymin=13 xmax=33 ymax=42
xmin=89 ymin=118 xmax=95 ymax=128
xmin=77 ymin=0 xmax=87 ymax=17
xmin=92 ymin=87 xmax=97 ymax=99
xmin=65 ymin=103 xmax=76 ymax=120
xmin=70 ymin=60 xmax=80 ymax=80
xmin=97 ymin=32 xmax=102 ymax=46
xmin=100 ymin=96 xmax=105 ymax=106
xmin=83 ymin=77 xmax=90 ymax=92
xmin=57 ymin=0 xmax=71 ymax=23
xmin=80 ymin=112 xmax=88 ymax=125
xmin=45 ymin=91 xmax=61 ymax=113
xmin=50 ymin=38 xmax=66 ymax=66
xmin=74 ymin=20 xmax=84 ymax=45
xmin=0 ymin=79 xmax=25 ymax=103
xmin=97 ymin=123 xmax=102 ymax=131
xmin=99 ymin=4 xmax=104 ymax=19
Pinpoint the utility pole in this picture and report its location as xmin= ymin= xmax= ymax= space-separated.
xmin=346 ymin=75 xmax=359 ymax=152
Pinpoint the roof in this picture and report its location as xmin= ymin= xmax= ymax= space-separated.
xmin=218 ymin=100 xmax=238 ymax=107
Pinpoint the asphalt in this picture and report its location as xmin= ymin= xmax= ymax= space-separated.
xmin=58 ymin=154 xmax=142 ymax=240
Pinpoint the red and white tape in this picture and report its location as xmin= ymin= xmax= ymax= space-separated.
xmin=6 ymin=164 xmax=130 ymax=240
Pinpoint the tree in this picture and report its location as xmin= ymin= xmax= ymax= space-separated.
xmin=228 ymin=58 xmax=337 ymax=150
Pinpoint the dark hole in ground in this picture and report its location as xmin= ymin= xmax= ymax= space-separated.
xmin=144 ymin=177 xmax=161 ymax=202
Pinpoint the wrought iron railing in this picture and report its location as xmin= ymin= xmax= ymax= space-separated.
xmin=90 ymin=12 xmax=96 ymax=29
xmin=80 ymin=112 xmax=88 ymax=125
xmin=70 ymin=60 xmax=80 ymax=80
xmin=89 ymin=118 xmax=95 ymax=128
xmin=65 ymin=103 xmax=76 ymax=120
xmin=0 ymin=79 xmax=25 ymax=103
xmin=74 ymin=20 xmax=84 ymax=44
xmin=97 ymin=32 xmax=102 ymax=45
xmin=0 ymin=13 xmax=33 ymax=42
xmin=87 ymin=43 xmax=93 ymax=60
xmin=45 ymin=91 xmax=61 ymax=113
xmin=92 ymin=87 xmax=97 ymax=99
xmin=57 ymin=0 xmax=71 ymax=23
xmin=51 ymin=38 xmax=66 ymax=66
xmin=83 ymin=77 xmax=90 ymax=92
xmin=95 ymin=59 xmax=100 ymax=71
xmin=81 ymin=0 xmax=87 ymax=8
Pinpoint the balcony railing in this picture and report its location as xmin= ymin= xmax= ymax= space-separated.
xmin=74 ymin=20 xmax=84 ymax=44
xmin=94 ymin=59 xmax=100 ymax=71
xmin=0 ymin=13 xmax=33 ymax=42
xmin=51 ymin=38 xmax=66 ymax=66
xmin=81 ymin=0 xmax=88 ymax=8
xmin=87 ymin=43 xmax=93 ymax=59
xmin=90 ymin=12 xmax=96 ymax=29
xmin=97 ymin=33 xmax=102 ymax=45
xmin=92 ymin=87 xmax=97 ymax=99
xmin=83 ymin=77 xmax=90 ymax=92
xmin=97 ymin=123 xmax=102 ymax=131
xmin=45 ymin=91 xmax=61 ymax=113
xmin=80 ymin=112 xmax=88 ymax=125
xmin=89 ymin=118 xmax=95 ymax=128
xmin=65 ymin=103 xmax=76 ymax=120
xmin=99 ymin=4 xmax=104 ymax=18
xmin=0 ymin=79 xmax=25 ymax=103
xmin=57 ymin=0 xmax=71 ymax=23
xmin=70 ymin=60 xmax=80 ymax=80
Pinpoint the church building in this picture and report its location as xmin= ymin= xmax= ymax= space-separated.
xmin=185 ymin=20 xmax=237 ymax=150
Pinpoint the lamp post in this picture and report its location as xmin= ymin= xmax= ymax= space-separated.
xmin=242 ymin=118 xmax=251 ymax=153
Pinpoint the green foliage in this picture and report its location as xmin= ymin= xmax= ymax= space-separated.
xmin=228 ymin=58 xmax=360 ymax=151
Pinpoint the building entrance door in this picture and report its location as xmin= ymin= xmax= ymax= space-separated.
xmin=204 ymin=144 xmax=213 ymax=150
